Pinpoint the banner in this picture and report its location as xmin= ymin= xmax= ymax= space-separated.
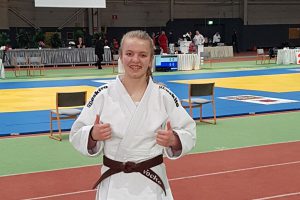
xmin=35 ymin=0 xmax=106 ymax=8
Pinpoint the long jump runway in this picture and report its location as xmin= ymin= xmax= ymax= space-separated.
xmin=1 ymin=141 xmax=300 ymax=200
xmin=1 ymin=68 xmax=300 ymax=136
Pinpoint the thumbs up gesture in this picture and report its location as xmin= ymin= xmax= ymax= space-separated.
xmin=90 ymin=114 xmax=112 ymax=141
xmin=156 ymin=121 xmax=179 ymax=148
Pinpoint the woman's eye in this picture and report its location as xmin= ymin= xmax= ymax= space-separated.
xmin=126 ymin=52 xmax=132 ymax=56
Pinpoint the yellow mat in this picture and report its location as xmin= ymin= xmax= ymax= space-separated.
xmin=172 ymin=73 xmax=300 ymax=93
xmin=0 ymin=86 xmax=96 ymax=112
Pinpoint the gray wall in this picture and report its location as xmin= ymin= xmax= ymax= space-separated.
xmin=1 ymin=0 xmax=300 ymax=51
xmin=1 ymin=0 xmax=300 ymax=29
xmin=0 ymin=0 xmax=8 ymax=29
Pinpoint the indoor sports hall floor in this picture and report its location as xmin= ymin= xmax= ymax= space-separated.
xmin=1 ymin=57 xmax=300 ymax=200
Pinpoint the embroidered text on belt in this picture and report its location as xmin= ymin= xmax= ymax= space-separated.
xmin=93 ymin=154 xmax=166 ymax=195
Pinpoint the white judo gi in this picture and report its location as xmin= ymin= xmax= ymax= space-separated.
xmin=70 ymin=75 xmax=196 ymax=200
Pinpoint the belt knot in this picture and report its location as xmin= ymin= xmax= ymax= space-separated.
xmin=122 ymin=161 xmax=137 ymax=173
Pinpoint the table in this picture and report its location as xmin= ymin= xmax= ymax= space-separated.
xmin=1 ymin=48 xmax=104 ymax=66
xmin=178 ymin=44 xmax=233 ymax=58
xmin=0 ymin=59 xmax=5 ymax=79
xmin=177 ymin=54 xmax=200 ymax=70
xmin=276 ymin=49 xmax=300 ymax=64
xmin=179 ymin=41 xmax=192 ymax=54
xmin=103 ymin=46 xmax=112 ymax=63
xmin=204 ymin=46 xmax=233 ymax=58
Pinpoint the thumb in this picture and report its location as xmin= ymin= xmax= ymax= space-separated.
xmin=165 ymin=121 xmax=172 ymax=131
xmin=94 ymin=114 xmax=101 ymax=125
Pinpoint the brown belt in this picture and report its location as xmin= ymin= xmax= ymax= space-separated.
xmin=93 ymin=154 xmax=166 ymax=195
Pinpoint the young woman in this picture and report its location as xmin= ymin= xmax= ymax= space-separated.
xmin=76 ymin=36 xmax=86 ymax=48
xmin=70 ymin=30 xmax=196 ymax=200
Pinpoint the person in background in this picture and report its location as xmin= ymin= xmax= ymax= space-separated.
xmin=94 ymin=34 xmax=104 ymax=69
xmin=212 ymin=32 xmax=221 ymax=46
xmin=168 ymin=31 xmax=175 ymax=45
xmin=193 ymin=30 xmax=205 ymax=56
xmin=69 ymin=30 xmax=196 ymax=200
xmin=158 ymin=30 xmax=169 ymax=54
xmin=183 ymin=31 xmax=192 ymax=41
xmin=151 ymin=32 xmax=157 ymax=46
xmin=76 ymin=36 xmax=85 ymax=48
xmin=232 ymin=30 xmax=239 ymax=53
xmin=111 ymin=37 xmax=119 ymax=55
xmin=168 ymin=31 xmax=175 ymax=54
xmin=152 ymin=32 xmax=161 ymax=55
xmin=188 ymin=41 xmax=197 ymax=53
xmin=193 ymin=30 xmax=205 ymax=46
xmin=268 ymin=47 xmax=277 ymax=59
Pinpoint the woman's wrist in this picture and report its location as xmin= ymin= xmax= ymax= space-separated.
xmin=170 ymin=131 xmax=182 ymax=151
xmin=89 ymin=126 xmax=97 ymax=142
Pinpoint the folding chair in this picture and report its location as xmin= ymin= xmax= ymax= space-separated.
xmin=256 ymin=49 xmax=269 ymax=64
xmin=50 ymin=91 xmax=87 ymax=141
xmin=12 ymin=57 xmax=31 ymax=76
xmin=201 ymin=51 xmax=212 ymax=68
xmin=28 ymin=57 xmax=45 ymax=76
xmin=181 ymin=83 xmax=216 ymax=124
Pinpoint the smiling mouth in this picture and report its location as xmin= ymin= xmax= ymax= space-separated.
xmin=129 ymin=65 xmax=142 ymax=70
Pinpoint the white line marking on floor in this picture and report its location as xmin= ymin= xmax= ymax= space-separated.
xmin=252 ymin=191 xmax=300 ymax=200
xmin=19 ymin=160 xmax=300 ymax=200
xmin=2 ymin=140 xmax=300 ymax=178
xmin=21 ymin=189 xmax=96 ymax=200
xmin=169 ymin=160 xmax=300 ymax=181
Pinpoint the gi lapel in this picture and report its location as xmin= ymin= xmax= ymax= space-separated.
xmin=114 ymin=76 xmax=154 ymax=160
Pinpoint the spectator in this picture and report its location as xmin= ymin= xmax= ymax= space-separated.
xmin=76 ymin=36 xmax=85 ymax=48
xmin=111 ymin=38 xmax=119 ymax=55
xmin=158 ymin=30 xmax=168 ymax=54
xmin=183 ymin=31 xmax=192 ymax=41
xmin=232 ymin=30 xmax=239 ymax=53
xmin=212 ymin=32 xmax=221 ymax=46
xmin=94 ymin=34 xmax=104 ymax=69
xmin=193 ymin=30 xmax=205 ymax=46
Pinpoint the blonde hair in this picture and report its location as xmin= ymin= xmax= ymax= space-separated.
xmin=119 ymin=30 xmax=155 ymax=80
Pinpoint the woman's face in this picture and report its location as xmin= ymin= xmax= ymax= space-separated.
xmin=121 ymin=37 xmax=152 ymax=80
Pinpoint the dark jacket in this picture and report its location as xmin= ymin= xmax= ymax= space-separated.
xmin=95 ymin=39 xmax=104 ymax=55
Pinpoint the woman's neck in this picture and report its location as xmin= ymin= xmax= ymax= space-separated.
xmin=121 ymin=76 xmax=148 ymax=102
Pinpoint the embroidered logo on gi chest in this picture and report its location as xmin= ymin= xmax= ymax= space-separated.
xmin=87 ymin=85 xmax=108 ymax=108
xmin=159 ymin=85 xmax=179 ymax=107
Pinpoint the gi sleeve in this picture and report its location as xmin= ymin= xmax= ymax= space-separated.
xmin=69 ymin=86 xmax=108 ymax=157
xmin=159 ymin=85 xmax=196 ymax=159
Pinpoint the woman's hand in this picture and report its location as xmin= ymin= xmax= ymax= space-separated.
xmin=90 ymin=114 xmax=112 ymax=141
xmin=156 ymin=121 xmax=182 ymax=151
xmin=88 ymin=115 xmax=112 ymax=149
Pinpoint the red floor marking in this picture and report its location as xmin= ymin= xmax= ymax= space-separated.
xmin=1 ymin=141 xmax=300 ymax=200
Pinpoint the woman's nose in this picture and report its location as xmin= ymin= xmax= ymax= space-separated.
xmin=131 ymin=54 xmax=140 ymax=62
